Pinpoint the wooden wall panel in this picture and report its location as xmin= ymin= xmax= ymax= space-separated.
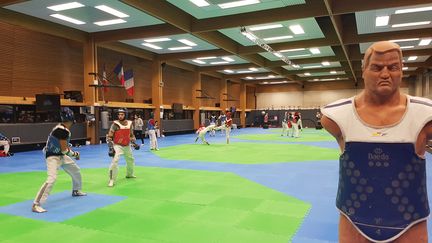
xmin=246 ymin=86 xmax=256 ymax=109
xmin=163 ymin=66 xmax=195 ymax=106
xmin=201 ymin=74 xmax=221 ymax=107
xmin=0 ymin=21 xmax=83 ymax=97
xmin=227 ymin=81 xmax=240 ymax=108
xmin=97 ymin=47 xmax=152 ymax=103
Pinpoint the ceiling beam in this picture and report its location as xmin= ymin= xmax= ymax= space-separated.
xmin=198 ymin=63 xmax=259 ymax=72
xmin=98 ymin=42 xmax=155 ymax=61
xmin=0 ymin=0 xmax=29 ymax=7
xmin=298 ymin=74 xmax=349 ymax=81
xmin=159 ymin=49 xmax=230 ymax=61
xmin=0 ymin=7 xmax=88 ymax=43
xmin=286 ymin=67 xmax=346 ymax=75
xmin=91 ymin=24 xmax=185 ymax=43
xmin=165 ymin=60 xmax=197 ymax=72
xmin=225 ymin=72 xmax=273 ymax=79
xmin=265 ymin=56 xmax=340 ymax=67
xmin=331 ymin=0 xmax=432 ymax=15
xmin=321 ymin=4 xmax=357 ymax=82
xmin=191 ymin=0 xmax=328 ymax=32
xmin=203 ymin=71 xmax=224 ymax=79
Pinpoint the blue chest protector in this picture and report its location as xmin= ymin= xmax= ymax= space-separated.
xmin=337 ymin=142 xmax=429 ymax=241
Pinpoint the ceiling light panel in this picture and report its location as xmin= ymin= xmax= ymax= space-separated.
xmin=94 ymin=19 xmax=126 ymax=26
xmin=289 ymin=24 xmax=305 ymax=34
xmin=50 ymin=14 xmax=85 ymax=25
xmin=144 ymin=38 xmax=171 ymax=42
xmin=178 ymin=39 xmax=197 ymax=46
xmin=249 ymin=24 xmax=283 ymax=31
xmin=375 ymin=16 xmax=390 ymax=27
xmin=263 ymin=35 xmax=293 ymax=41
xmin=309 ymin=48 xmax=321 ymax=54
xmin=189 ymin=0 xmax=210 ymax=7
xmin=419 ymin=39 xmax=432 ymax=46
xmin=95 ymin=5 xmax=129 ymax=18
xmin=392 ymin=21 xmax=431 ymax=28
xmin=192 ymin=59 xmax=206 ymax=64
xmin=395 ymin=6 xmax=432 ymax=14
xmin=218 ymin=0 xmax=260 ymax=9
xmin=141 ymin=43 xmax=163 ymax=50
xmin=47 ymin=2 xmax=84 ymax=11
xmin=168 ymin=46 xmax=193 ymax=51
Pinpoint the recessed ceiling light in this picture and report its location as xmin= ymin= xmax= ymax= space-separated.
xmin=141 ymin=43 xmax=163 ymax=50
xmin=304 ymin=73 xmax=311 ymax=76
xmin=222 ymin=57 xmax=235 ymax=62
xmin=95 ymin=5 xmax=129 ymax=18
xmin=407 ymin=56 xmax=418 ymax=61
xmin=400 ymin=46 xmax=415 ymax=49
xmin=224 ymin=69 xmax=234 ymax=73
xmin=287 ymin=54 xmax=311 ymax=58
xmin=402 ymin=67 xmax=409 ymax=70
xmin=249 ymin=67 xmax=258 ymax=71
xmin=168 ymin=46 xmax=193 ymax=51
xmin=218 ymin=0 xmax=260 ymax=9
xmin=189 ymin=0 xmax=210 ymax=7
xmin=389 ymin=38 xmax=419 ymax=42
xmin=273 ymin=52 xmax=283 ymax=58
xmin=309 ymin=48 xmax=321 ymax=54
xmin=94 ymin=19 xmax=126 ymax=26
xmin=245 ymin=76 xmax=254 ymax=79
xmin=292 ymin=64 xmax=301 ymax=68
xmin=192 ymin=59 xmax=206 ymax=64
xmin=237 ymin=70 xmax=254 ymax=73
xmin=178 ymin=39 xmax=197 ymax=46
xmin=197 ymin=56 xmax=217 ymax=60
xmin=330 ymin=71 xmax=337 ymax=74
xmin=210 ymin=61 xmax=230 ymax=65
xmin=268 ymin=75 xmax=275 ymax=78
xmin=289 ymin=24 xmax=305 ymax=34
xmin=50 ymin=14 xmax=85 ymax=25
xmin=249 ymin=24 xmax=283 ymax=31
xmin=279 ymin=48 xmax=305 ymax=52
xmin=144 ymin=38 xmax=171 ymax=43
xmin=392 ymin=21 xmax=431 ymax=28
xmin=47 ymin=2 xmax=84 ymax=11
xmin=321 ymin=61 xmax=330 ymax=66
xmin=303 ymin=65 xmax=322 ymax=69
xmin=263 ymin=35 xmax=293 ymax=41
xmin=263 ymin=81 xmax=268 ymax=84
xmin=419 ymin=38 xmax=432 ymax=46
xmin=375 ymin=16 xmax=390 ymax=27
xmin=395 ymin=6 xmax=432 ymax=14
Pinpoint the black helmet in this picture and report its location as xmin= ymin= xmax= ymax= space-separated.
xmin=60 ymin=107 xmax=75 ymax=123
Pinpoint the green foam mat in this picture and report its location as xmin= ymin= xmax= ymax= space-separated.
xmin=154 ymin=142 xmax=338 ymax=164
xmin=0 ymin=167 xmax=311 ymax=243
xmin=236 ymin=128 xmax=334 ymax=142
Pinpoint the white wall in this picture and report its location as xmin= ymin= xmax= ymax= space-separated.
xmin=257 ymin=88 xmax=409 ymax=109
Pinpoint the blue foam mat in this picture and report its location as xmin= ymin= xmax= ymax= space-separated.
xmin=0 ymin=191 xmax=126 ymax=222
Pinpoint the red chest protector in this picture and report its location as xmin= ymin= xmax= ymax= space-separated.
xmin=226 ymin=118 xmax=232 ymax=127
xmin=113 ymin=120 xmax=132 ymax=146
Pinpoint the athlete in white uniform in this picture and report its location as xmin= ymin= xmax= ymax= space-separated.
xmin=225 ymin=112 xmax=233 ymax=144
xmin=281 ymin=112 xmax=289 ymax=136
xmin=0 ymin=132 xmax=11 ymax=156
xmin=322 ymin=41 xmax=432 ymax=243
xmin=209 ymin=114 xmax=217 ymax=137
xmin=107 ymin=108 xmax=139 ymax=187
xmin=32 ymin=108 xmax=86 ymax=213
xmin=195 ymin=124 xmax=216 ymax=145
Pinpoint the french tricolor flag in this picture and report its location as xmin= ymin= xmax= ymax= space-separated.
xmin=113 ymin=61 xmax=125 ymax=85
xmin=124 ymin=69 xmax=134 ymax=96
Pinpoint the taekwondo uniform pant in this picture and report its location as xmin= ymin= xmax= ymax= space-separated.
xmin=34 ymin=155 xmax=82 ymax=205
xmin=281 ymin=122 xmax=288 ymax=136
xmin=226 ymin=127 xmax=231 ymax=144
xmin=109 ymin=144 xmax=135 ymax=182
xmin=148 ymin=129 xmax=158 ymax=150
xmin=291 ymin=122 xmax=299 ymax=138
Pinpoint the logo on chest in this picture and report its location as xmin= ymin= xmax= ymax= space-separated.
xmin=368 ymin=148 xmax=390 ymax=167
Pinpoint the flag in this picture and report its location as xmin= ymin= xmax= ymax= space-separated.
xmin=124 ymin=69 xmax=134 ymax=96
xmin=102 ymin=64 xmax=108 ymax=93
xmin=113 ymin=61 xmax=124 ymax=85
